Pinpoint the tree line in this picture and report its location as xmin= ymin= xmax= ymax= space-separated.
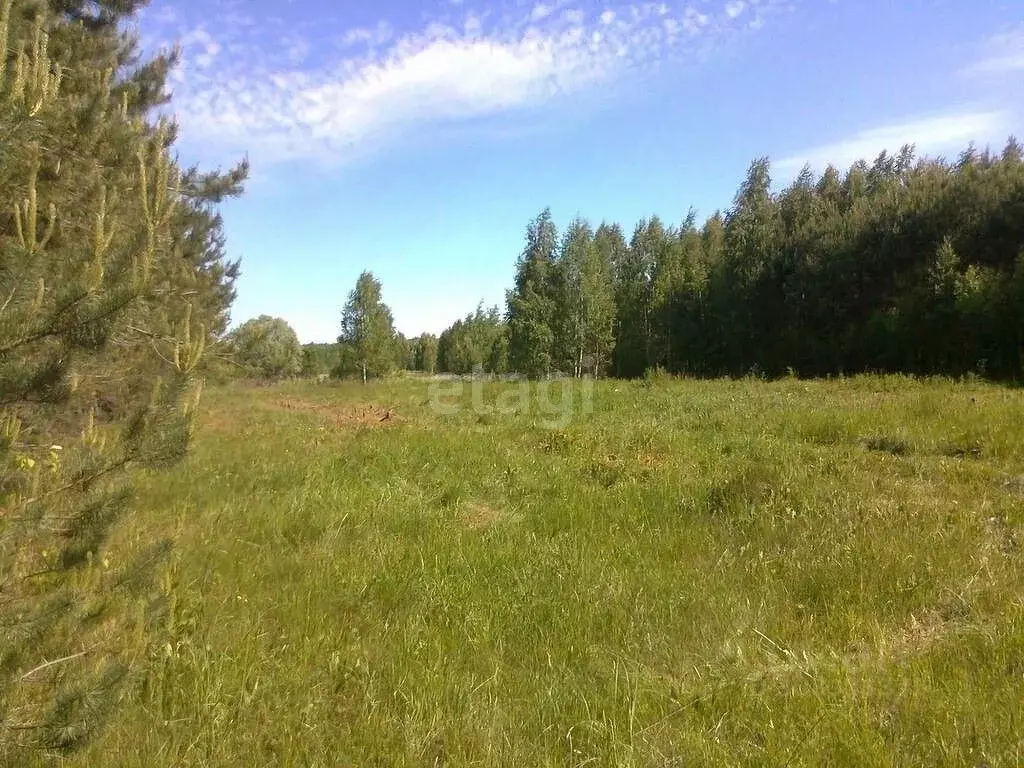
xmin=245 ymin=136 xmax=1023 ymax=383
xmin=495 ymin=140 xmax=1024 ymax=380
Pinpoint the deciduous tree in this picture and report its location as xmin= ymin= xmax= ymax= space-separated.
xmin=338 ymin=271 xmax=397 ymax=383
xmin=414 ymin=333 xmax=438 ymax=374
xmin=507 ymin=209 xmax=557 ymax=378
xmin=230 ymin=316 xmax=302 ymax=379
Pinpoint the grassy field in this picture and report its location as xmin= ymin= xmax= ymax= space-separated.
xmin=72 ymin=375 xmax=1023 ymax=767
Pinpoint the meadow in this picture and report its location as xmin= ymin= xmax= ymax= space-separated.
xmin=73 ymin=375 xmax=1023 ymax=767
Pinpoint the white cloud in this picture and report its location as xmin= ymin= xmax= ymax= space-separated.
xmin=178 ymin=27 xmax=222 ymax=70
xmin=775 ymin=110 xmax=1011 ymax=176
xmin=725 ymin=1 xmax=745 ymax=19
xmin=153 ymin=0 xmax=790 ymax=166
xmin=340 ymin=21 xmax=394 ymax=48
xmin=965 ymin=26 xmax=1024 ymax=75
xmin=682 ymin=7 xmax=710 ymax=34
xmin=531 ymin=3 xmax=553 ymax=21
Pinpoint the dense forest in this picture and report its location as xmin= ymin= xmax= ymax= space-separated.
xmin=297 ymin=139 xmax=1024 ymax=382
xmin=501 ymin=142 xmax=1024 ymax=380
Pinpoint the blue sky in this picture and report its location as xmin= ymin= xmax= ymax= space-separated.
xmin=137 ymin=0 xmax=1024 ymax=342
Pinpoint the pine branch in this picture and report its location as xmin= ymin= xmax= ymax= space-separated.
xmin=14 ymin=454 xmax=132 ymax=511
xmin=0 ymin=285 xmax=140 ymax=355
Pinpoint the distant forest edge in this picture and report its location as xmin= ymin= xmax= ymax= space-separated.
xmin=241 ymin=137 xmax=1024 ymax=382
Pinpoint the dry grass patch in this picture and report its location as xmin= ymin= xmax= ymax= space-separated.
xmin=458 ymin=500 xmax=515 ymax=529
xmin=271 ymin=397 xmax=399 ymax=428
xmin=199 ymin=411 xmax=239 ymax=434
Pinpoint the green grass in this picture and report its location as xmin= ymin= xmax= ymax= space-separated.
xmin=73 ymin=376 xmax=1024 ymax=766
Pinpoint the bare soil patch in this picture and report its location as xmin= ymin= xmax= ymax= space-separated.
xmin=271 ymin=397 xmax=399 ymax=428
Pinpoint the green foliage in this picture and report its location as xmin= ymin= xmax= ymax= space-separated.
xmin=0 ymin=0 xmax=245 ymax=757
xmin=504 ymin=139 xmax=1024 ymax=380
xmin=507 ymin=208 xmax=557 ymax=378
xmin=550 ymin=217 xmax=616 ymax=377
xmin=229 ymin=316 xmax=302 ymax=380
xmin=412 ymin=333 xmax=438 ymax=374
xmin=437 ymin=303 xmax=506 ymax=375
xmin=337 ymin=271 xmax=397 ymax=383
xmin=612 ymin=217 xmax=663 ymax=377
xmin=301 ymin=343 xmax=341 ymax=378
xmin=392 ymin=331 xmax=414 ymax=372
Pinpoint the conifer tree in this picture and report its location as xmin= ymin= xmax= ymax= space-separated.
xmin=717 ymin=157 xmax=779 ymax=373
xmin=0 ymin=0 xmax=246 ymax=756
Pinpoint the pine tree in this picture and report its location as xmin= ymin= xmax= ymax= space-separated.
xmin=338 ymin=271 xmax=397 ymax=383
xmin=0 ymin=0 xmax=245 ymax=756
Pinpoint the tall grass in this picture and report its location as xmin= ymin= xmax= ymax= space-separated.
xmin=66 ymin=376 xmax=1024 ymax=766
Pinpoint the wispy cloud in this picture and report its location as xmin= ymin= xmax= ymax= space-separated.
xmin=775 ymin=110 xmax=1011 ymax=176
xmin=964 ymin=26 xmax=1024 ymax=75
xmin=530 ymin=3 xmax=554 ymax=22
xmin=143 ymin=0 xmax=792 ymax=166
xmin=339 ymin=21 xmax=395 ymax=49
xmin=724 ymin=2 xmax=745 ymax=20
